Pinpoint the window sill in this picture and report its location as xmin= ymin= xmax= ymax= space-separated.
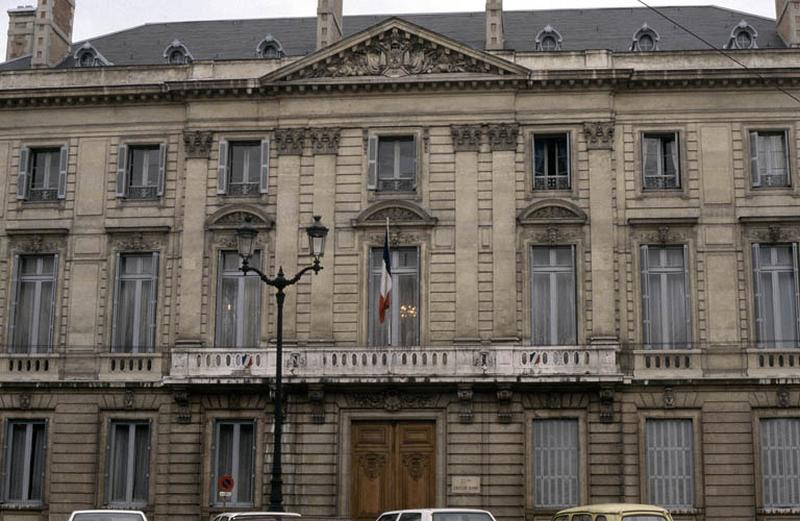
xmin=0 ymin=503 xmax=47 ymax=511
xmin=368 ymin=190 xmax=420 ymax=202
xmin=633 ymin=190 xmax=689 ymax=200
xmin=18 ymin=200 xmax=65 ymax=208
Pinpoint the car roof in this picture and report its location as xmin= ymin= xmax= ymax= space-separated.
xmin=555 ymin=504 xmax=670 ymax=515
xmin=380 ymin=510 xmax=494 ymax=515
xmin=216 ymin=514 xmax=302 ymax=520
xmin=70 ymin=512 xmax=147 ymax=516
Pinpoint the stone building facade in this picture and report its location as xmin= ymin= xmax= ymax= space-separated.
xmin=1 ymin=1 xmax=800 ymax=521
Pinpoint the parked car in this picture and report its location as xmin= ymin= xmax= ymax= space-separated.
xmin=212 ymin=513 xmax=302 ymax=521
xmin=67 ymin=511 xmax=148 ymax=521
xmin=376 ymin=508 xmax=497 ymax=521
xmin=552 ymin=504 xmax=674 ymax=521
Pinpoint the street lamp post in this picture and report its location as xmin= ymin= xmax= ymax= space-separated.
xmin=236 ymin=215 xmax=328 ymax=512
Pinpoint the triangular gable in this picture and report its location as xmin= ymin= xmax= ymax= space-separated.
xmin=261 ymin=17 xmax=529 ymax=84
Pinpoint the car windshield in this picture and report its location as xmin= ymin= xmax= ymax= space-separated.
xmin=623 ymin=516 xmax=667 ymax=521
xmin=72 ymin=514 xmax=144 ymax=521
xmin=432 ymin=513 xmax=493 ymax=521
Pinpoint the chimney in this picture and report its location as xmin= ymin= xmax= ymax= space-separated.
xmin=485 ymin=0 xmax=504 ymax=50
xmin=6 ymin=5 xmax=36 ymax=61
xmin=317 ymin=0 xmax=343 ymax=50
xmin=776 ymin=0 xmax=800 ymax=47
xmin=30 ymin=0 xmax=75 ymax=67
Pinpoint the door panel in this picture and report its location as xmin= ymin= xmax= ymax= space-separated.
xmin=351 ymin=421 xmax=436 ymax=521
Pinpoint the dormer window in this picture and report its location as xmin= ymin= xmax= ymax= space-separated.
xmin=257 ymin=34 xmax=286 ymax=59
xmin=73 ymin=42 xmax=111 ymax=67
xmin=163 ymin=39 xmax=193 ymax=65
xmin=631 ymin=24 xmax=660 ymax=52
xmin=726 ymin=20 xmax=758 ymax=49
xmin=535 ymin=25 xmax=563 ymax=52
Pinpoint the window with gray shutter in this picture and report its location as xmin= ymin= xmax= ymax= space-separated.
xmin=107 ymin=421 xmax=150 ymax=506
xmin=751 ymin=130 xmax=790 ymax=188
xmin=3 ymin=420 xmax=46 ymax=504
xmin=533 ymin=133 xmax=570 ymax=190
xmin=760 ymin=418 xmax=800 ymax=509
xmin=642 ymin=133 xmax=680 ymax=190
xmin=27 ymin=148 xmax=62 ymax=201
xmin=213 ymin=420 xmax=255 ymax=506
xmin=533 ymin=419 xmax=580 ymax=508
xmin=215 ymin=251 xmax=261 ymax=348
xmin=375 ymin=136 xmax=416 ymax=192
xmin=123 ymin=145 xmax=163 ymax=199
xmin=753 ymin=244 xmax=800 ymax=349
xmin=10 ymin=254 xmax=57 ymax=354
xmin=369 ymin=247 xmax=419 ymax=347
xmin=641 ymin=245 xmax=691 ymax=349
xmin=531 ymin=246 xmax=576 ymax=345
xmin=645 ymin=419 xmax=694 ymax=509
xmin=112 ymin=253 xmax=159 ymax=353
xmin=226 ymin=141 xmax=261 ymax=196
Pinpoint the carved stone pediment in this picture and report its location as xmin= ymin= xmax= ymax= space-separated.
xmin=261 ymin=18 xmax=528 ymax=84
xmin=352 ymin=200 xmax=437 ymax=229
xmin=518 ymin=199 xmax=588 ymax=225
xmin=206 ymin=205 xmax=274 ymax=230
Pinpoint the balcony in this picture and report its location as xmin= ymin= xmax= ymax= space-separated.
xmin=0 ymin=350 xmax=164 ymax=383
xmin=167 ymin=344 xmax=622 ymax=384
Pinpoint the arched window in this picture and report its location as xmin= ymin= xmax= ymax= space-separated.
xmin=631 ymin=23 xmax=660 ymax=52
xmin=73 ymin=42 xmax=111 ymax=67
xmin=257 ymin=34 xmax=286 ymax=59
xmin=535 ymin=25 xmax=563 ymax=52
xmin=163 ymin=39 xmax=194 ymax=65
xmin=726 ymin=20 xmax=758 ymax=49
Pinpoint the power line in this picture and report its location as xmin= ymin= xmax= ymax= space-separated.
xmin=634 ymin=0 xmax=800 ymax=105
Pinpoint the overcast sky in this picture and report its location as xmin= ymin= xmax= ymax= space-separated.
xmin=1 ymin=0 xmax=777 ymax=60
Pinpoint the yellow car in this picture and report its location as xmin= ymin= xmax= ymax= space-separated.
xmin=552 ymin=504 xmax=674 ymax=521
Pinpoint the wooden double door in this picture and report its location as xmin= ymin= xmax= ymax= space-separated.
xmin=351 ymin=421 xmax=436 ymax=521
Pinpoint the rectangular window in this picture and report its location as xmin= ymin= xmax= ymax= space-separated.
xmin=215 ymin=251 xmax=261 ymax=348
xmin=531 ymin=246 xmax=576 ymax=345
xmin=9 ymin=254 xmax=57 ymax=353
xmin=107 ymin=421 xmax=150 ymax=506
xmin=533 ymin=134 xmax=570 ymax=190
xmin=751 ymin=131 xmax=790 ymax=188
xmin=369 ymin=136 xmax=416 ymax=192
xmin=760 ymin=418 xmax=800 ymax=509
xmin=369 ymin=247 xmax=419 ymax=346
xmin=17 ymin=146 xmax=68 ymax=202
xmin=216 ymin=139 xmax=270 ymax=197
xmin=3 ymin=420 xmax=46 ymax=504
xmin=642 ymin=133 xmax=680 ymax=190
xmin=213 ymin=420 xmax=255 ymax=506
xmin=640 ymin=245 xmax=691 ymax=348
xmin=533 ymin=419 xmax=580 ymax=508
xmin=753 ymin=244 xmax=800 ymax=349
xmin=112 ymin=253 xmax=159 ymax=353
xmin=645 ymin=419 xmax=694 ymax=509
xmin=128 ymin=146 xmax=162 ymax=199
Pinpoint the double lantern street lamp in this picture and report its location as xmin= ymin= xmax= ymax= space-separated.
xmin=235 ymin=215 xmax=329 ymax=512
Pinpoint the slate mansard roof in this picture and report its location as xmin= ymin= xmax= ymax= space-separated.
xmin=0 ymin=5 xmax=784 ymax=71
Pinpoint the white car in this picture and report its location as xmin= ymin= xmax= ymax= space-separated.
xmin=67 ymin=511 xmax=148 ymax=521
xmin=212 ymin=513 xmax=302 ymax=521
xmin=376 ymin=509 xmax=497 ymax=521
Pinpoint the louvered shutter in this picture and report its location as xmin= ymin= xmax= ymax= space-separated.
xmin=116 ymin=144 xmax=129 ymax=197
xmin=16 ymin=146 xmax=30 ymax=200
xmin=533 ymin=419 xmax=579 ymax=508
xmin=669 ymin=135 xmax=680 ymax=187
xmin=147 ymin=252 xmax=160 ymax=352
xmin=217 ymin=139 xmax=229 ymax=194
xmin=793 ymin=243 xmax=800 ymax=342
xmin=57 ymin=144 xmax=68 ymax=199
xmin=40 ymin=420 xmax=48 ymax=502
xmin=7 ymin=256 xmax=20 ymax=351
xmin=111 ymin=253 xmax=122 ymax=352
xmin=640 ymin=245 xmax=652 ymax=347
xmin=46 ymin=254 xmax=59 ymax=351
xmin=565 ymin=133 xmax=572 ymax=185
xmin=156 ymin=143 xmax=167 ymax=197
xmin=1 ymin=421 xmax=8 ymax=500
xmin=259 ymin=137 xmax=270 ymax=194
xmin=105 ymin=419 xmax=113 ymax=505
xmin=367 ymin=135 xmax=378 ymax=190
xmin=750 ymin=131 xmax=761 ymax=187
xmin=752 ymin=244 xmax=765 ymax=344
xmin=682 ymin=245 xmax=691 ymax=345
xmin=646 ymin=419 xmax=694 ymax=508
xmin=410 ymin=135 xmax=418 ymax=190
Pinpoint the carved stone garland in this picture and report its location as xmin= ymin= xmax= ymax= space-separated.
xmin=112 ymin=232 xmax=164 ymax=252
xmin=310 ymin=128 xmax=341 ymax=155
xmin=274 ymin=128 xmax=306 ymax=156
xmin=451 ymin=125 xmax=482 ymax=152
xmin=11 ymin=234 xmax=65 ymax=254
xmin=487 ymin=124 xmax=519 ymax=152
xmin=583 ymin=121 xmax=615 ymax=150
xmin=183 ymin=130 xmax=213 ymax=159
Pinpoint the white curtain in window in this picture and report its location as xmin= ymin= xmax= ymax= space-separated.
xmin=646 ymin=419 xmax=694 ymax=509
xmin=532 ymin=246 xmax=576 ymax=345
xmin=533 ymin=419 xmax=579 ymax=508
xmin=753 ymin=244 xmax=800 ymax=348
xmin=5 ymin=421 xmax=46 ymax=503
xmin=641 ymin=246 xmax=690 ymax=348
xmin=112 ymin=253 xmax=158 ymax=353
xmin=214 ymin=421 xmax=255 ymax=505
xmin=109 ymin=422 xmax=150 ymax=505
xmin=216 ymin=252 xmax=261 ymax=348
xmin=11 ymin=255 xmax=56 ymax=353
xmin=369 ymin=248 xmax=419 ymax=346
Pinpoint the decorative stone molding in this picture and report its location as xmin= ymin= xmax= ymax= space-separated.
xmin=349 ymin=389 xmax=437 ymax=411
xmin=599 ymin=386 xmax=615 ymax=423
xmin=310 ymin=127 xmax=341 ymax=155
xmin=274 ymin=128 xmax=306 ymax=156
xmin=457 ymin=384 xmax=473 ymax=424
xmin=19 ymin=392 xmax=32 ymax=410
xmin=174 ymin=390 xmax=191 ymax=423
xmin=358 ymin=453 xmax=386 ymax=479
xmin=546 ymin=393 xmax=562 ymax=409
xmin=183 ymin=130 xmax=213 ymax=159
xmin=496 ymin=385 xmax=513 ymax=423
xmin=487 ymin=123 xmax=519 ymax=152
xmin=308 ymin=385 xmax=325 ymax=424
xmin=583 ymin=121 xmax=615 ymax=150
xmin=402 ymin=453 xmax=429 ymax=480
xmin=518 ymin=199 xmax=588 ymax=225
xmin=451 ymin=125 xmax=482 ymax=152
xmin=110 ymin=231 xmax=165 ymax=252
xmin=206 ymin=206 xmax=274 ymax=231
xmin=124 ymin=390 xmax=135 ymax=409
xmin=777 ymin=388 xmax=791 ymax=408
xmin=9 ymin=234 xmax=67 ymax=254
xmin=663 ymin=387 xmax=675 ymax=408
xmin=353 ymin=200 xmax=438 ymax=229
xmin=228 ymin=392 xmax=241 ymax=410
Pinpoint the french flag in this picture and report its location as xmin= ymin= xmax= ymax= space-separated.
xmin=379 ymin=219 xmax=392 ymax=323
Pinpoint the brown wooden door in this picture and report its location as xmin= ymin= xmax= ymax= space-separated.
xmin=351 ymin=421 xmax=436 ymax=521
